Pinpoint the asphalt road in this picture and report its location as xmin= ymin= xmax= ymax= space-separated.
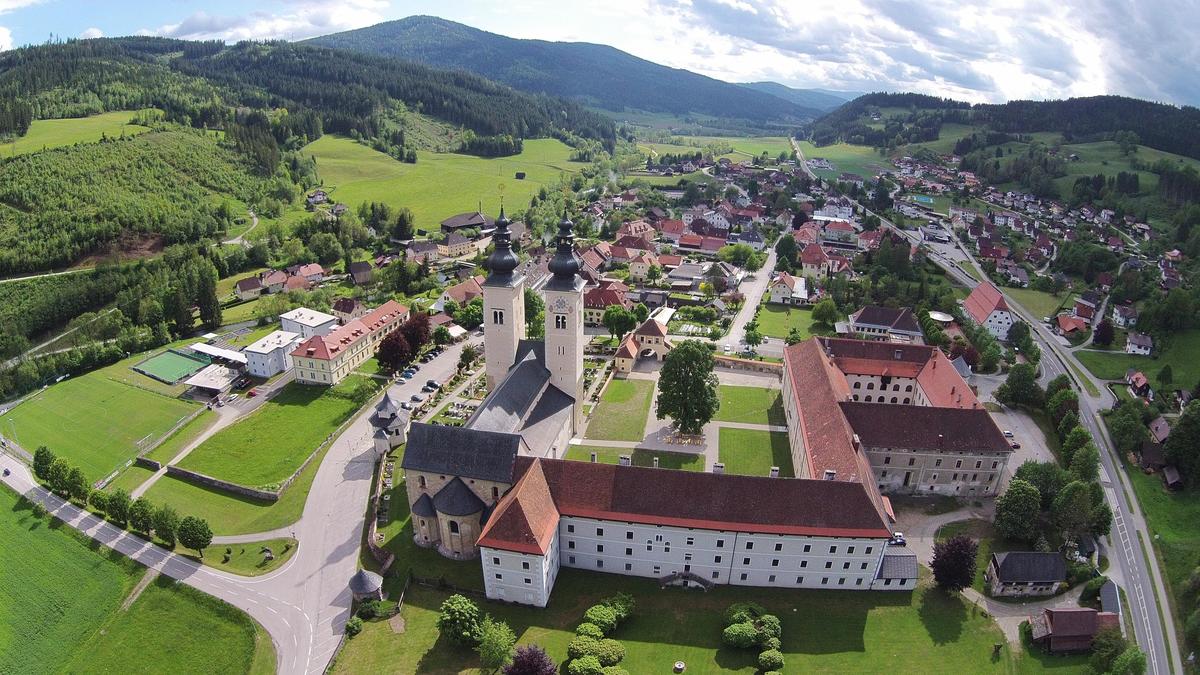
xmin=2 ymin=337 xmax=480 ymax=674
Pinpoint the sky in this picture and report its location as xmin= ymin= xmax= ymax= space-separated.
xmin=1 ymin=0 xmax=1197 ymax=107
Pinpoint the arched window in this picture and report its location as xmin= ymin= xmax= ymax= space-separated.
xmin=555 ymin=314 xmax=567 ymax=330
xmin=903 ymin=398 xmax=911 ymax=404
xmin=866 ymin=382 xmax=874 ymax=390
xmin=891 ymin=397 xmax=898 ymax=403
xmin=852 ymin=395 xmax=859 ymax=401
xmin=418 ymin=475 xmax=426 ymax=488
xmin=905 ymin=384 xmax=913 ymax=392
xmin=492 ymin=310 xmax=504 ymax=325
xmin=864 ymin=396 xmax=872 ymax=402
xmin=449 ymin=520 xmax=460 ymax=534
xmin=853 ymin=381 xmax=861 ymax=389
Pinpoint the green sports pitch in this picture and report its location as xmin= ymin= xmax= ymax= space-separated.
xmin=133 ymin=349 xmax=210 ymax=384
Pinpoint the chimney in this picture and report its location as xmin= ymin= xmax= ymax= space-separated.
xmin=851 ymin=433 xmax=862 ymax=452
xmin=653 ymin=457 xmax=660 ymax=469
xmin=713 ymin=462 xmax=725 ymax=474
xmin=823 ymin=469 xmax=837 ymax=480
xmin=590 ymin=452 xmax=597 ymax=463
xmin=769 ymin=466 xmax=780 ymax=478
xmin=618 ymin=455 xmax=631 ymax=466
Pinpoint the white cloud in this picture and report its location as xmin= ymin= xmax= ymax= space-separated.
xmin=150 ymin=0 xmax=389 ymax=42
xmin=79 ymin=26 xmax=102 ymax=39
xmin=0 ymin=0 xmax=42 ymax=13
xmin=0 ymin=25 xmax=11 ymax=51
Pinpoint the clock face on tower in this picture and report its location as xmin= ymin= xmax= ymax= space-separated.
xmin=552 ymin=297 xmax=569 ymax=313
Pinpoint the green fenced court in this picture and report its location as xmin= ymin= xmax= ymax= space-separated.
xmin=133 ymin=349 xmax=210 ymax=384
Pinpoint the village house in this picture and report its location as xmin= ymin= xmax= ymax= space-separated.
xmin=439 ymin=232 xmax=478 ymax=258
xmin=439 ymin=275 xmax=485 ymax=310
xmin=985 ymin=551 xmax=1067 ymax=597
xmin=1126 ymin=369 xmax=1153 ymax=400
xmin=1073 ymin=291 xmax=1101 ymax=324
xmin=1112 ymin=304 xmax=1138 ymax=327
xmin=963 ymin=281 xmax=1016 ymax=340
xmin=235 ymin=277 xmax=263 ymax=301
xmin=583 ymin=280 xmax=631 ymax=326
xmin=348 ymin=261 xmax=374 ymax=286
xmin=332 ymin=297 xmax=368 ymax=324
xmin=767 ymin=272 xmax=813 ymax=306
xmin=1125 ymin=332 xmax=1153 ymax=356
xmin=280 ymin=307 xmax=338 ymax=339
xmin=244 ymin=330 xmax=302 ymax=379
xmin=1029 ymin=608 xmax=1119 ymax=653
xmin=800 ymin=243 xmax=852 ymax=278
xmin=847 ymin=306 xmax=924 ymax=343
xmin=440 ymin=211 xmax=494 ymax=236
xmin=628 ymin=252 xmax=659 ymax=282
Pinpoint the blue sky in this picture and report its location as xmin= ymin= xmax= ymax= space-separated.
xmin=1 ymin=0 xmax=1197 ymax=106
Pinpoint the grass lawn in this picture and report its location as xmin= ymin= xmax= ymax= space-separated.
xmin=754 ymin=304 xmax=822 ymax=339
xmin=6 ymin=374 xmax=198 ymax=479
xmin=221 ymin=297 xmax=262 ymax=325
xmin=143 ymin=425 xmax=336 ymax=535
xmin=335 ymin=566 xmax=1074 ymax=674
xmin=144 ymin=409 xmax=216 ymax=464
xmin=1 ymin=110 xmax=151 ymax=158
xmin=687 ymin=135 xmax=795 ymax=159
xmin=717 ymin=428 xmax=794 ymax=477
xmin=935 ymin=519 xmax=1021 ymax=595
xmin=207 ymin=537 xmax=298 ymax=577
xmin=0 ymin=487 xmax=272 ymax=675
xmin=564 ymin=445 xmax=703 ymax=471
xmin=177 ymin=377 xmax=374 ymax=489
xmin=104 ymin=464 xmax=158 ymax=494
xmin=1076 ymin=329 xmax=1200 ymax=384
xmin=796 ymin=140 xmax=891 ymax=181
xmin=1005 ymin=287 xmax=1073 ymax=320
xmin=303 ymin=135 xmax=584 ymax=232
xmin=714 ymin=385 xmax=785 ymax=426
xmin=584 ymin=378 xmax=655 ymax=442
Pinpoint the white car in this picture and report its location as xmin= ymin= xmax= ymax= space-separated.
xmin=1003 ymin=430 xmax=1014 ymax=438
xmin=723 ymin=344 xmax=732 ymax=354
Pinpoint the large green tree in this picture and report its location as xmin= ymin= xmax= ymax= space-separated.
xmin=995 ymin=363 xmax=1044 ymax=408
xmin=1166 ymin=401 xmax=1200 ymax=483
xmin=1015 ymin=461 xmax=1071 ymax=510
xmin=656 ymin=340 xmax=720 ymax=435
xmin=178 ymin=516 xmax=213 ymax=556
xmin=602 ymin=305 xmax=636 ymax=342
xmin=438 ymin=594 xmax=483 ymax=647
xmin=477 ymin=615 xmax=517 ymax=673
xmin=995 ymin=478 xmax=1041 ymax=542
xmin=811 ymin=298 xmax=839 ymax=327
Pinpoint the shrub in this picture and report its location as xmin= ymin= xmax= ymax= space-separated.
xmin=756 ymin=614 xmax=782 ymax=643
xmin=1067 ymin=561 xmax=1095 ymax=586
xmin=345 ymin=616 xmax=363 ymax=637
xmin=1186 ymin=608 xmax=1200 ymax=648
xmin=724 ymin=601 xmax=765 ymax=626
xmin=583 ymin=604 xmax=617 ymax=634
xmin=576 ymin=622 xmax=604 ymax=639
xmin=763 ymin=636 xmax=782 ymax=651
xmin=594 ymin=639 xmax=625 ymax=667
xmin=601 ymin=592 xmax=635 ymax=623
xmin=758 ymin=649 xmax=786 ymax=672
xmin=437 ymin=594 xmax=483 ymax=647
xmin=722 ymin=622 xmax=759 ymax=649
xmin=568 ymin=636 xmax=601 ymax=660
xmin=1081 ymin=576 xmax=1109 ymax=602
xmin=358 ymin=600 xmax=388 ymax=619
xmin=567 ymin=655 xmax=604 ymax=675
xmin=600 ymin=668 xmax=629 ymax=675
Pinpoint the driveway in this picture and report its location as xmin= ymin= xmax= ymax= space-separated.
xmin=726 ymin=248 xmax=777 ymax=348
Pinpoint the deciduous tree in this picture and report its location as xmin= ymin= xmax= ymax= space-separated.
xmin=153 ymin=504 xmax=180 ymax=546
xmin=656 ymin=340 xmax=719 ymax=436
xmin=178 ymin=516 xmax=213 ymax=556
xmin=376 ymin=330 xmax=413 ymax=374
xmin=477 ymin=615 xmax=517 ymax=673
xmin=932 ymin=534 xmax=978 ymax=592
xmin=1093 ymin=319 xmax=1114 ymax=346
xmin=438 ymin=594 xmax=483 ymax=647
xmin=106 ymin=487 xmax=131 ymax=524
xmin=129 ymin=497 xmax=154 ymax=534
xmin=33 ymin=445 xmax=55 ymax=480
xmin=995 ymin=363 xmax=1044 ymax=408
xmin=1166 ymin=401 xmax=1200 ymax=484
xmin=995 ymin=478 xmax=1041 ymax=542
xmin=503 ymin=645 xmax=557 ymax=675
xmin=811 ymin=298 xmax=839 ymax=326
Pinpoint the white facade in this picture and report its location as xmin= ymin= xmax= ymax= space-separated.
xmin=482 ymin=277 xmax=526 ymax=390
xmin=280 ymin=308 xmax=338 ymax=338
xmin=544 ymin=285 xmax=585 ymax=430
xmin=244 ymin=330 xmax=301 ymax=378
xmin=979 ymin=309 xmax=1015 ymax=340
xmin=482 ymin=514 xmax=902 ymax=606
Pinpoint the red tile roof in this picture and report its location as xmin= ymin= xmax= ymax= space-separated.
xmin=963 ymin=281 xmax=1009 ymax=325
xmin=635 ymin=318 xmax=668 ymax=337
xmin=660 ymin=219 xmax=685 ymax=235
xmin=477 ymin=460 xmax=560 ymax=555
xmin=290 ymin=300 xmax=407 ymax=361
xmin=584 ymin=285 xmax=631 ymax=310
xmin=444 ymin=276 xmax=484 ymax=304
xmin=800 ymin=243 xmax=828 ymax=265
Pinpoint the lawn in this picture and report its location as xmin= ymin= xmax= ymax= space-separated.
xmin=1 ymin=110 xmax=151 ymax=158
xmin=0 ymin=487 xmax=271 ymax=675
xmin=144 ymin=410 xmax=217 ymax=464
xmin=208 ymin=537 xmax=298 ymax=577
xmin=5 ymin=374 xmax=198 ymax=480
xmin=717 ymin=428 xmax=794 ymax=478
xmin=687 ymin=135 xmax=795 ymax=159
xmin=714 ymin=385 xmax=785 ymax=426
xmin=303 ymin=135 xmax=584 ymax=233
xmin=934 ymin=519 xmax=1020 ymax=595
xmin=564 ymin=445 xmax=703 ymax=471
xmin=1005 ymin=287 xmax=1073 ymax=320
xmin=104 ymin=464 xmax=158 ymax=494
xmin=177 ymin=377 xmax=374 ymax=489
xmin=754 ymin=304 xmax=823 ymax=339
xmin=1076 ymin=329 xmax=1200 ymax=384
xmin=334 ymin=567 xmax=1076 ymax=674
xmin=796 ymin=140 xmax=892 ymax=181
xmin=584 ymin=378 xmax=655 ymax=442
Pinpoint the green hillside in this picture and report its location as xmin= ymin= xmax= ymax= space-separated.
xmin=1 ymin=110 xmax=151 ymax=158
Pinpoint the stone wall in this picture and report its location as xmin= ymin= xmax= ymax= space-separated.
xmin=165 ymin=465 xmax=279 ymax=502
xmin=714 ymin=355 xmax=783 ymax=376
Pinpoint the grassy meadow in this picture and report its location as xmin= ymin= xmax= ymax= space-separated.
xmin=302 ymin=135 xmax=584 ymax=232
xmin=0 ymin=487 xmax=271 ymax=675
xmin=1 ymin=110 xmax=151 ymax=158
xmin=796 ymin=140 xmax=892 ymax=180
xmin=1076 ymin=329 xmax=1200 ymax=383
xmin=5 ymin=373 xmax=197 ymax=479
xmin=714 ymin=385 xmax=785 ymax=426
xmin=564 ymin=445 xmax=703 ymax=471
xmin=583 ymin=378 xmax=656 ymax=442
xmin=717 ymin=428 xmax=794 ymax=478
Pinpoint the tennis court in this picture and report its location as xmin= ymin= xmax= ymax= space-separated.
xmin=133 ymin=350 xmax=210 ymax=384
xmin=913 ymin=195 xmax=934 ymax=204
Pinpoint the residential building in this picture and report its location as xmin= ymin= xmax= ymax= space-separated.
xmin=244 ymin=330 xmax=302 ymax=378
xmin=800 ymin=244 xmax=852 ymax=278
xmin=440 ymin=232 xmax=478 ymax=258
xmin=290 ymin=300 xmax=409 ymax=385
xmin=768 ymin=272 xmax=811 ymax=306
xmin=441 ymin=211 xmax=493 ymax=235
xmin=439 ymin=275 xmax=485 ymax=310
xmin=963 ymin=281 xmax=1016 ymax=339
xmin=280 ymin=308 xmax=338 ymax=339
xmin=332 ymin=297 xmax=368 ymax=324
xmin=1029 ymin=608 xmax=1119 ymax=653
xmin=1113 ymin=304 xmax=1138 ymax=327
xmin=1125 ymin=332 xmax=1153 ymax=356
xmin=627 ymin=252 xmax=659 ymax=282
xmin=847 ymin=306 xmax=924 ymax=343
xmin=348 ymin=261 xmax=374 ymax=286
xmin=583 ymin=280 xmax=631 ymax=326
xmin=985 ymin=552 xmax=1067 ymax=597
xmin=235 ymin=277 xmax=263 ymax=301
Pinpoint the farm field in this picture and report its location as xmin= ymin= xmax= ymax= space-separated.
xmin=334 ymin=566 xmax=1079 ymax=675
xmin=688 ymin=135 xmax=795 ymax=159
xmin=177 ymin=377 xmax=374 ymax=489
xmin=584 ymin=378 xmax=656 ymax=442
xmin=1076 ymin=329 xmax=1200 ymax=384
xmin=0 ymin=487 xmax=271 ymax=675
xmin=564 ymin=445 xmax=703 ymax=471
xmin=796 ymin=140 xmax=891 ymax=180
xmin=302 ymin=135 xmax=584 ymax=233
xmin=717 ymin=428 xmax=794 ymax=478
xmin=5 ymin=374 xmax=198 ymax=479
xmin=1 ymin=110 xmax=151 ymax=158
xmin=714 ymin=385 xmax=785 ymax=426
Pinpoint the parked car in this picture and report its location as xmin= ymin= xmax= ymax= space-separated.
xmin=247 ymin=389 xmax=258 ymax=398
xmin=228 ymin=394 xmax=239 ymax=402
xmin=426 ymin=379 xmax=440 ymax=389
xmin=1010 ymin=442 xmax=1021 ymax=449
xmin=1002 ymin=430 xmax=1014 ymax=438
xmin=410 ymin=394 xmax=425 ymax=403
xmin=890 ymin=532 xmax=907 ymax=546
xmin=399 ymin=402 xmax=412 ymax=410
xmin=723 ymin=344 xmax=732 ymax=354
xmin=421 ymin=385 xmax=435 ymax=393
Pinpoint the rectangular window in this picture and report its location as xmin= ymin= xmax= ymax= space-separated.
xmin=838 ymin=578 xmax=846 ymax=585
xmin=829 ymin=545 xmax=837 ymax=554
xmin=992 ymin=461 xmax=999 ymax=469
xmin=492 ymin=557 xmax=500 ymax=565
xmin=743 ymin=557 xmax=751 ymax=565
xmin=861 ymin=562 xmax=868 ymax=570
xmin=771 ymin=559 xmax=779 ymax=567
xmin=626 ymin=531 xmax=633 ymax=539
xmin=685 ymin=553 xmax=693 ymax=561
xmin=975 ymin=460 xmax=983 ymax=469
xmin=883 ymin=456 xmax=891 ymax=465
xmin=625 ymin=563 xmax=632 ymax=571
xmin=825 ymin=561 xmax=833 ymax=569
xmin=908 ymin=457 xmax=915 ymax=466
xmin=686 ymin=537 xmax=695 ymax=546
xmin=567 ymin=524 xmax=575 ymax=533
xmin=597 ymin=544 xmax=604 ymax=553
xmin=597 ymin=560 xmax=604 ymax=569
xmin=522 ymin=561 xmax=530 ymax=570
xmin=596 ymin=527 xmax=604 ymax=537
xmin=822 ymin=577 xmax=829 ymax=585
xmin=769 ymin=574 xmax=776 ymax=583
xmin=865 ymin=546 xmax=873 ymax=555
xmin=740 ymin=573 xmax=748 ymax=581
xmin=935 ymin=458 xmax=942 ymax=467
xmin=843 ymin=562 xmax=851 ymax=570
xmin=803 ymin=544 xmax=811 ymax=553
xmin=568 ymin=541 xmax=575 ymax=549
xmin=714 ymin=555 xmax=722 ymax=564
xmin=524 ymin=578 xmax=532 ymax=585
xmin=569 ymin=556 xmax=575 ymax=564
xmin=955 ymin=460 xmax=962 ymax=468
xmin=713 ymin=571 xmax=721 ymax=579
xmin=653 ymin=566 xmax=661 ymax=575
xmin=856 ymin=578 xmax=863 ymax=586
xmin=848 ymin=546 xmax=855 ymax=554
xmin=746 ymin=541 xmax=754 ymax=550
xmin=797 ymin=576 xmax=804 ymax=584
xmin=774 ymin=542 xmax=783 ymax=552
xmin=625 ymin=548 xmax=632 ymax=556
xmin=800 ymin=560 xmax=808 ymax=568
xmin=495 ymin=573 xmax=502 ymax=580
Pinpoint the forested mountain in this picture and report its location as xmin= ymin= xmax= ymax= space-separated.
xmin=305 ymin=16 xmax=818 ymax=123
xmin=737 ymin=82 xmax=855 ymax=112
xmin=808 ymin=92 xmax=1200 ymax=161
xmin=0 ymin=38 xmax=615 ymax=146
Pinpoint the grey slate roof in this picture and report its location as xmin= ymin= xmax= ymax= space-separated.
xmin=1100 ymin=580 xmax=1120 ymax=616
xmin=349 ymin=569 xmax=383 ymax=594
xmin=877 ymin=552 xmax=919 ymax=579
xmin=466 ymin=340 xmax=552 ymax=434
xmin=411 ymin=493 xmax=436 ymax=518
xmin=950 ymin=355 xmax=972 ymax=379
xmin=433 ymin=477 xmax=487 ymax=516
xmin=401 ymin=423 xmax=521 ymax=483
xmin=518 ymin=384 xmax=575 ymax=457
xmin=991 ymin=551 xmax=1067 ymax=583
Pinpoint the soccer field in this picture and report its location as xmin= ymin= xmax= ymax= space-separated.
xmin=5 ymin=375 xmax=197 ymax=480
xmin=303 ymin=135 xmax=585 ymax=232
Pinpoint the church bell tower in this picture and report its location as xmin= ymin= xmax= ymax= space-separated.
xmin=543 ymin=211 xmax=585 ymax=431
xmin=482 ymin=207 xmax=526 ymax=390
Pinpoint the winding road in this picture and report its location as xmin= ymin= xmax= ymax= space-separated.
xmin=1 ymin=338 xmax=479 ymax=674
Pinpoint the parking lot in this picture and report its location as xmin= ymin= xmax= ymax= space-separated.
xmin=988 ymin=406 xmax=1056 ymax=490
